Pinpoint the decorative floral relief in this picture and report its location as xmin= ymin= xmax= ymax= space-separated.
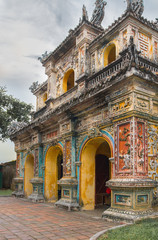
xmin=118 ymin=123 xmax=132 ymax=171
xmin=80 ymin=47 xmax=85 ymax=74
xmin=148 ymin=124 xmax=158 ymax=193
xmin=16 ymin=153 xmax=20 ymax=177
xmin=97 ymin=48 xmax=104 ymax=65
xmin=65 ymin=141 xmax=71 ymax=175
xmin=137 ymin=122 xmax=145 ymax=171
xmin=91 ymin=54 xmax=95 ymax=74
xmin=34 ymin=149 xmax=39 ymax=177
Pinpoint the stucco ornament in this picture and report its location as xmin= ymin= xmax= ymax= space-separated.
xmin=127 ymin=36 xmax=140 ymax=70
xmin=8 ymin=121 xmax=28 ymax=136
xmin=82 ymin=5 xmax=89 ymax=21
xmin=126 ymin=0 xmax=144 ymax=17
xmin=91 ymin=0 xmax=107 ymax=26
xmin=122 ymin=154 xmax=132 ymax=170
xmin=38 ymin=51 xmax=51 ymax=63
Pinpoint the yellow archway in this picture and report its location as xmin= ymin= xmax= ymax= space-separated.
xmin=44 ymin=146 xmax=63 ymax=202
xmin=24 ymin=154 xmax=34 ymax=197
xmin=80 ymin=137 xmax=111 ymax=210
xmin=104 ymin=43 xmax=116 ymax=67
xmin=63 ymin=69 xmax=74 ymax=93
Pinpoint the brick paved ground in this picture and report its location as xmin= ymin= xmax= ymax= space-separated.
xmin=0 ymin=197 xmax=122 ymax=240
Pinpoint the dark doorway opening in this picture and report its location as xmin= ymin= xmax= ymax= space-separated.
xmin=57 ymin=153 xmax=63 ymax=200
xmin=95 ymin=154 xmax=110 ymax=208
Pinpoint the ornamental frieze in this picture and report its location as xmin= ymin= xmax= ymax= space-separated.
xmin=76 ymin=111 xmax=103 ymax=131
xmin=109 ymin=95 xmax=132 ymax=116
xmin=134 ymin=93 xmax=150 ymax=113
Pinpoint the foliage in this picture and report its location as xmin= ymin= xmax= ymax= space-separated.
xmin=0 ymin=189 xmax=12 ymax=196
xmin=0 ymin=87 xmax=33 ymax=141
xmin=99 ymin=218 xmax=158 ymax=240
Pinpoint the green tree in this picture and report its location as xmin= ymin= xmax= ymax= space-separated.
xmin=0 ymin=87 xmax=33 ymax=141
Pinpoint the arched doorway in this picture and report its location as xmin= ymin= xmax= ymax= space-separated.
xmin=104 ymin=43 xmax=116 ymax=66
xmin=80 ymin=137 xmax=111 ymax=210
xmin=45 ymin=146 xmax=63 ymax=202
xmin=63 ymin=69 xmax=74 ymax=93
xmin=24 ymin=154 xmax=34 ymax=197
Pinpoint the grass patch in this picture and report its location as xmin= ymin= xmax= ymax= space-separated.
xmin=99 ymin=218 xmax=158 ymax=240
xmin=0 ymin=189 xmax=12 ymax=196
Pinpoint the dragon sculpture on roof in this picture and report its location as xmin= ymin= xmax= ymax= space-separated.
xmin=126 ymin=0 xmax=144 ymax=17
xmin=91 ymin=0 xmax=107 ymax=26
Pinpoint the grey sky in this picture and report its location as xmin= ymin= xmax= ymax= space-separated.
xmin=0 ymin=0 xmax=157 ymax=163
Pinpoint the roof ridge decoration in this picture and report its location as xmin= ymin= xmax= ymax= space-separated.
xmin=91 ymin=0 xmax=107 ymax=26
xmin=126 ymin=0 xmax=144 ymax=17
xmin=38 ymin=51 xmax=52 ymax=63
xmin=155 ymin=18 xmax=158 ymax=27
xmin=8 ymin=121 xmax=28 ymax=136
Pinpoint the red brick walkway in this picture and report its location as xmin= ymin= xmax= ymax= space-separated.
xmin=0 ymin=197 xmax=121 ymax=240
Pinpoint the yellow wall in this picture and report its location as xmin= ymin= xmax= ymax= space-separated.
xmin=45 ymin=146 xmax=62 ymax=201
xmin=80 ymin=137 xmax=111 ymax=210
xmin=24 ymin=154 xmax=34 ymax=197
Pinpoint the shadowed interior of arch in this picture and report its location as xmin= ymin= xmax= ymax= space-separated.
xmin=44 ymin=146 xmax=63 ymax=202
xmin=104 ymin=43 xmax=116 ymax=66
xmin=24 ymin=154 xmax=34 ymax=197
xmin=80 ymin=137 xmax=111 ymax=210
xmin=63 ymin=69 xmax=74 ymax=93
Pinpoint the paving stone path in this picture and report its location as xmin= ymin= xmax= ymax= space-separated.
xmin=0 ymin=197 xmax=122 ymax=240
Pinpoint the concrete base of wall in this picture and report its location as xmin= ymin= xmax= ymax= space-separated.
xmin=12 ymin=191 xmax=24 ymax=198
xmin=28 ymin=193 xmax=45 ymax=203
xmin=102 ymin=207 xmax=158 ymax=223
xmin=55 ymin=199 xmax=80 ymax=211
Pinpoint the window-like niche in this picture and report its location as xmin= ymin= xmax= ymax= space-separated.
xmin=43 ymin=92 xmax=47 ymax=103
xmin=104 ymin=43 xmax=116 ymax=67
xmin=63 ymin=69 xmax=74 ymax=93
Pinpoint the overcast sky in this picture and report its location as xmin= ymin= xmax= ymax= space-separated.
xmin=0 ymin=0 xmax=157 ymax=163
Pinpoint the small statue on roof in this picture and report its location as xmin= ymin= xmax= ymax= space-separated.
xmin=38 ymin=51 xmax=51 ymax=63
xmin=126 ymin=0 xmax=144 ymax=17
xmin=91 ymin=0 xmax=107 ymax=27
xmin=29 ymin=81 xmax=40 ymax=93
xmin=82 ymin=5 xmax=89 ymax=21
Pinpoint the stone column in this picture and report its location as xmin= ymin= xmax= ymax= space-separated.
xmin=12 ymin=152 xmax=24 ymax=197
xmin=28 ymin=140 xmax=44 ymax=202
xmin=56 ymin=130 xmax=79 ymax=210
xmin=103 ymin=117 xmax=157 ymax=222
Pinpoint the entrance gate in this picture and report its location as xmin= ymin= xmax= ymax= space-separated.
xmin=80 ymin=137 xmax=112 ymax=210
xmin=95 ymin=154 xmax=110 ymax=207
